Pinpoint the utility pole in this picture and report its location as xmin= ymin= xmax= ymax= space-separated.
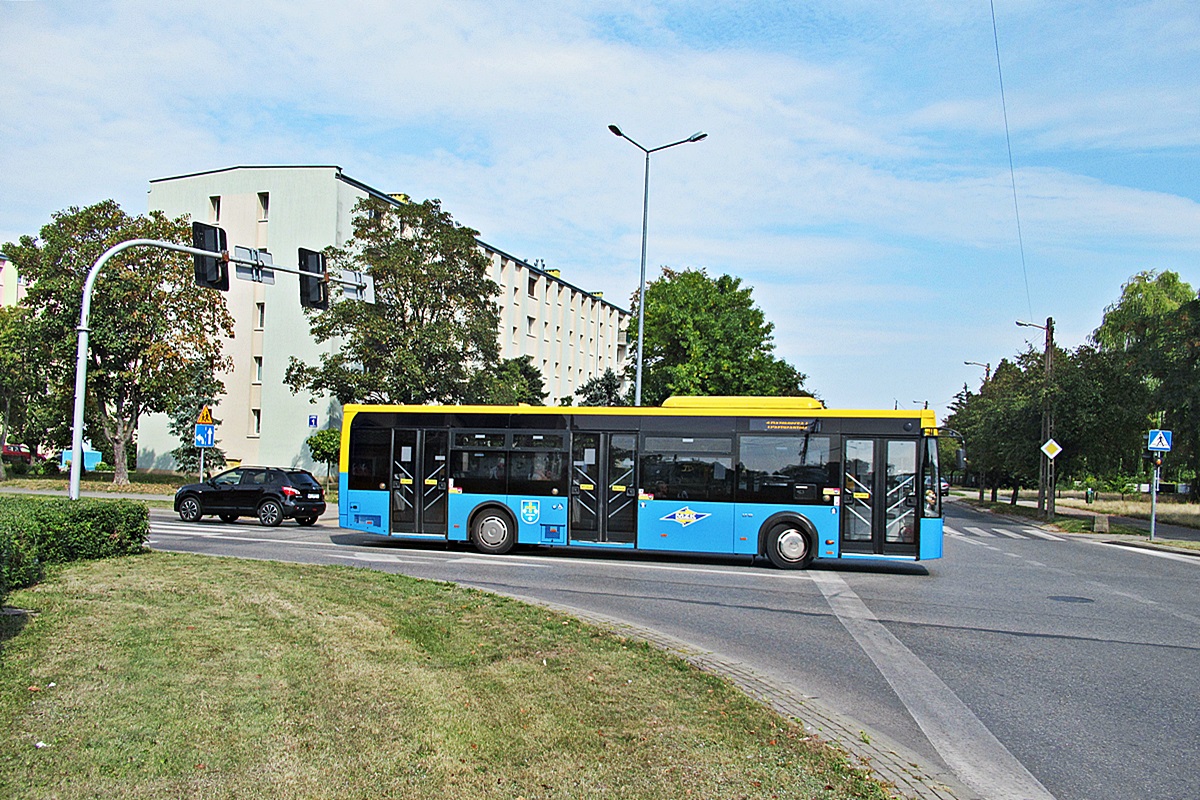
xmin=1017 ymin=316 xmax=1054 ymax=519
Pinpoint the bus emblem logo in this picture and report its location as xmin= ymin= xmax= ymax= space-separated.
xmin=520 ymin=500 xmax=540 ymax=524
xmin=661 ymin=507 xmax=710 ymax=527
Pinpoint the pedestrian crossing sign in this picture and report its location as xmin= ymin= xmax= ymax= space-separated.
xmin=1147 ymin=429 xmax=1172 ymax=452
xmin=196 ymin=405 xmax=214 ymax=425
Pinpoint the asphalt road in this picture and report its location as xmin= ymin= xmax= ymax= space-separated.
xmin=145 ymin=502 xmax=1200 ymax=800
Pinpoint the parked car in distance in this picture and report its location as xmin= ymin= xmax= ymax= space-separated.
xmin=940 ymin=478 xmax=951 ymax=496
xmin=2 ymin=443 xmax=33 ymax=464
xmin=174 ymin=466 xmax=326 ymax=527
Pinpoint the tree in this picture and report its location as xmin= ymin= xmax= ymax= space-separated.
xmin=1092 ymin=270 xmax=1194 ymax=356
xmin=575 ymin=368 xmax=629 ymax=406
xmin=630 ymin=268 xmax=809 ymax=406
xmin=306 ymin=428 xmax=341 ymax=490
xmin=285 ymin=197 xmax=501 ymax=405
xmin=466 ymin=356 xmax=547 ymax=405
xmin=167 ymin=358 xmax=228 ymax=478
xmin=4 ymin=201 xmax=234 ymax=485
xmin=1093 ymin=270 xmax=1199 ymax=495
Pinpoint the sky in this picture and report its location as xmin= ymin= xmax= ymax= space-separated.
xmin=3 ymin=0 xmax=1200 ymax=420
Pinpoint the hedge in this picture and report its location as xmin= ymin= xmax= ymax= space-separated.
xmin=0 ymin=496 xmax=148 ymax=604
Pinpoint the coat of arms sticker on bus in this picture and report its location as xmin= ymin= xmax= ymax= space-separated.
xmin=520 ymin=499 xmax=540 ymax=524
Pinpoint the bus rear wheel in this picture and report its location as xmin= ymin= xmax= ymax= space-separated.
xmin=764 ymin=521 xmax=813 ymax=570
xmin=471 ymin=508 xmax=516 ymax=555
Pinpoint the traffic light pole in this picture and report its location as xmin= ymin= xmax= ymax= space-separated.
xmin=67 ymin=238 xmax=367 ymax=500
xmin=1150 ymin=462 xmax=1159 ymax=542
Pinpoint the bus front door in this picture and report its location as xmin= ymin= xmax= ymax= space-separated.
xmin=840 ymin=438 xmax=919 ymax=557
xmin=390 ymin=429 xmax=449 ymax=536
xmin=570 ymin=432 xmax=637 ymax=545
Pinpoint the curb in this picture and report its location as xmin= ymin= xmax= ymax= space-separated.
xmin=500 ymin=594 xmax=977 ymax=800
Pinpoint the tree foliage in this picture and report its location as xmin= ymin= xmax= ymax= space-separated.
xmin=3 ymin=201 xmax=234 ymax=485
xmin=306 ymin=428 xmax=341 ymax=489
xmin=630 ymin=268 xmax=808 ymax=405
xmin=575 ymin=368 xmax=629 ymax=407
xmin=948 ymin=269 xmax=1200 ymax=500
xmin=466 ymin=356 xmax=548 ymax=406
xmin=285 ymin=197 xmax=500 ymax=405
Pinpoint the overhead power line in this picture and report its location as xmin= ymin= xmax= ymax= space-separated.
xmin=990 ymin=0 xmax=1035 ymax=323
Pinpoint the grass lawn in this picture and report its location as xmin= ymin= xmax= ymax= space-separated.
xmin=1 ymin=554 xmax=891 ymax=800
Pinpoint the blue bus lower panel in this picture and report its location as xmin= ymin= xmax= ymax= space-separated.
xmin=447 ymin=492 xmax=569 ymax=545
xmin=341 ymin=481 xmax=389 ymax=533
xmin=340 ymin=479 xmax=942 ymax=562
xmin=919 ymin=518 xmax=944 ymax=560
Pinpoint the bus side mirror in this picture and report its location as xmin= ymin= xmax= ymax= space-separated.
xmin=956 ymin=448 xmax=967 ymax=471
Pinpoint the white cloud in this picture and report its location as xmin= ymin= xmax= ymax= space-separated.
xmin=3 ymin=0 xmax=1200 ymax=418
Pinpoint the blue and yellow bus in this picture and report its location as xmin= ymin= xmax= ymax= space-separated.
xmin=338 ymin=396 xmax=945 ymax=569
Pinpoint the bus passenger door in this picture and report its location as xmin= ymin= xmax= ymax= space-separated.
xmin=840 ymin=438 xmax=918 ymax=557
xmin=570 ymin=432 xmax=637 ymax=544
xmin=391 ymin=429 xmax=448 ymax=536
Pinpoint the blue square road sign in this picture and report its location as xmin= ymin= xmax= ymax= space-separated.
xmin=1147 ymin=429 xmax=1172 ymax=452
xmin=194 ymin=423 xmax=215 ymax=449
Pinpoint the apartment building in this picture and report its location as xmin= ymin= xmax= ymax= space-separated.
xmin=0 ymin=252 xmax=26 ymax=307
xmin=137 ymin=165 xmax=628 ymax=470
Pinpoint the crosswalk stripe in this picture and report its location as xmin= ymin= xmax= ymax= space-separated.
xmin=990 ymin=528 xmax=1025 ymax=539
xmin=965 ymin=526 xmax=996 ymax=537
xmin=1022 ymin=528 xmax=1065 ymax=541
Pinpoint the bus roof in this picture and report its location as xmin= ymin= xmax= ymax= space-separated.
xmin=343 ymin=396 xmax=939 ymax=429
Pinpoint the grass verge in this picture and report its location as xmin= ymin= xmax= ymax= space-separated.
xmin=1 ymin=554 xmax=892 ymax=800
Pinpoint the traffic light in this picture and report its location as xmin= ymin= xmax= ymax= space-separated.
xmin=191 ymin=222 xmax=228 ymax=290
xmin=298 ymin=247 xmax=329 ymax=310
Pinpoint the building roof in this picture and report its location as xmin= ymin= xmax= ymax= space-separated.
xmin=149 ymin=165 xmax=629 ymax=314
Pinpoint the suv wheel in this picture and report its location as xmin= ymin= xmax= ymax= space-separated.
xmin=257 ymin=499 xmax=284 ymax=527
xmin=178 ymin=496 xmax=203 ymax=523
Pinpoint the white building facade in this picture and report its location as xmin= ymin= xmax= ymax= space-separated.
xmin=138 ymin=165 xmax=628 ymax=471
xmin=0 ymin=252 xmax=27 ymax=308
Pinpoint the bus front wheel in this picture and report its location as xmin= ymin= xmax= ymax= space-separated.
xmin=764 ymin=521 xmax=813 ymax=570
xmin=471 ymin=508 xmax=516 ymax=555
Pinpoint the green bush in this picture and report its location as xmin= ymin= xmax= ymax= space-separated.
xmin=0 ymin=520 xmax=40 ymax=604
xmin=30 ymin=460 xmax=61 ymax=477
xmin=94 ymin=461 xmax=114 ymax=473
xmin=0 ymin=497 xmax=147 ymax=605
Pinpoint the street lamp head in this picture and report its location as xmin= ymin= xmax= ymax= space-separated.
xmin=608 ymin=124 xmax=624 ymax=137
xmin=687 ymin=131 xmax=708 ymax=143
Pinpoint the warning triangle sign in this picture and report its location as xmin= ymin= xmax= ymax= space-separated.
xmin=196 ymin=405 xmax=214 ymax=425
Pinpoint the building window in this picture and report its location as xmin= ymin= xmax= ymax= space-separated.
xmin=255 ymin=302 xmax=265 ymax=329
xmin=528 ymin=275 xmax=538 ymax=298
xmin=257 ymin=192 xmax=269 ymax=221
xmin=251 ymin=409 xmax=262 ymax=436
xmin=527 ymin=316 xmax=536 ymax=337
xmin=253 ymin=356 xmax=263 ymax=383
xmin=209 ymin=196 xmax=221 ymax=223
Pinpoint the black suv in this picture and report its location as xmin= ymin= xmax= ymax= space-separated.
xmin=174 ymin=466 xmax=326 ymax=527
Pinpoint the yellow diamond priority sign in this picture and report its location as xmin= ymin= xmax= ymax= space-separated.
xmin=1040 ymin=439 xmax=1063 ymax=460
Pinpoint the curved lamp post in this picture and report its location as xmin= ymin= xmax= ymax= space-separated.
xmin=608 ymin=124 xmax=707 ymax=406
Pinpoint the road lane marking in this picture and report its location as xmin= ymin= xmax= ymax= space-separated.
xmin=990 ymin=528 xmax=1025 ymax=539
xmin=810 ymin=571 xmax=1056 ymax=800
xmin=965 ymin=526 xmax=997 ymax=538
xmin=1022 ymin=529 xmax=1065 ymax=541
xmin=1088 ymin=540 xmax=1200 ymax=565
